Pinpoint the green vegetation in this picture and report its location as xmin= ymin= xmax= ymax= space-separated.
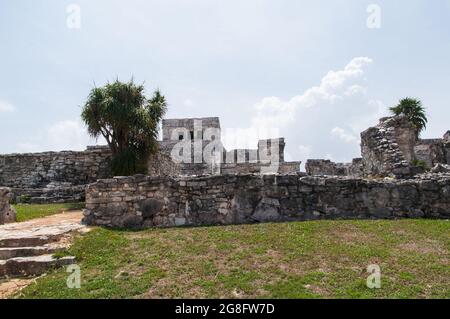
xmin=13 ymin=203 xmax=85 ymax=222
xmin=412 ymin=158 xmax=428 ymax=170
xmin=16 ymin=194 xmax=32 ymax=204
xmin=390 ymin=97 xmax=427 ymax=136
xmin=15 ymin=219 xmax=449 ymax=299
xmin=81 ymin=79 xmax=167 ymax=176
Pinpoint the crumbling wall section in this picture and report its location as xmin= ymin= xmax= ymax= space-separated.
xmin=360 ymin=116 xmax=416 ymax=177
xmin=415 ymin=131 xmax=450 ymax=169
xmin=305 ymin=159 xmax=362 ymax=177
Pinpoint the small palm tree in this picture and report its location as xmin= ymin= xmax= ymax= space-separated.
xmin=81 ymin=79 xmax=167 ymax=176
xmin=389 ymin=98 xmax=427 ymax=136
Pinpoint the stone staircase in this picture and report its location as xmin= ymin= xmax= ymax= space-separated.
xmin=0 ymin=211 xmax=86 ymax=279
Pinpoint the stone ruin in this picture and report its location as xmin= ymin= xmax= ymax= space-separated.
xmin=306 ymin=115 xmax=450 ymax=178
xmin=0 ymin=114 xmax=449 ymax=228
xmin=0 ymin=187 xmax=16 ymax=225
xmin=0 ymin=146 xmax=112 ymax=204
xmin=82 ymin=114 xmax=450 ymax=229
xmin=305 ymin=159 xmax=363 ymax=177
xmin=157 ymin=117 xmax=301 ymax=176
xmin=0 ymin=117 xmax=300 ymax=203
xmin=415 ymin=130 xmax=450 ymax=169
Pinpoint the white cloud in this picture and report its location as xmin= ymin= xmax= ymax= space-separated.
xmin=330 ymin=127 xmax=358 ymax=143
xmin=344 ymin=85 xmax=367 ymax=97
xmin=251 ymin=57 xmax=374 ymax=130
xmin=295 ymin=144 xmax=312 ymax=170
xmin=297 ymin=145 xmax=312 ymax=159
xmin=16 ymin=119 xmax=105 ymax=153
xmin=248 ymin=57 xmax=388 ymax=164
xmin=0 ymin=100 xmax=15 ymax=113
xmin=47 ymin=120 xmax=94 ymax=151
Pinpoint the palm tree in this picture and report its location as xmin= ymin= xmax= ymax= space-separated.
xmin=389 ymin=98 xmax=427 ymax=136
xmin=81 ymin=79 xmax=167 ymax=176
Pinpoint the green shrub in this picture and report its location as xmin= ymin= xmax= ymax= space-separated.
xmin=18 ymin=194 xmax=32 ymax=204
xmin=412 ymin=158 xmax=427 ymax=170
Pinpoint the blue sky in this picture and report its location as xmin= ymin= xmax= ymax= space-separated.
xmin=0 ymin=0 xmax=449 ymax=165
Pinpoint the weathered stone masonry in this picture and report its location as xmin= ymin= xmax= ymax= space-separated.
xmin=0 ymin=146 xmax=112 ymax=203
xmin=307 ymin=116 xmax=449 ymax=178
xmin=360 ymin=116 xmax=417 ymax=178
xmin=0 ymin=187 xmax=16 ymax=225
xmin=83 ymin=173 xmax=450 ymax=229
xmin=0 ymin=117 xmax=300 ymax=203
xmin=305 ymin=159 xmax=362 ymax=177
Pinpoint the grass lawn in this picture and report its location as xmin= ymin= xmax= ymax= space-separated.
xmin=13 ymin=203 xmax=85 ymax=222
xmin=14 ymin=218 xmax=449 ymax=299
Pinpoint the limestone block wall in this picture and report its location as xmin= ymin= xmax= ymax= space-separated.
xmin=277 ymin=162 xmax=302 ymax=174
xmin=415 ymin=136 xmax=450 ymax=169
xmin=0 ymin=146 xmax=112 ymax=203
xmin=147 ymin=152 xmax=181 ymax=177
xmin=305 ymin=159 xmax=362 ymax=177
xmin=0 ymin=146 xmax=112 ymax=189
xmin=147 ymin=158 xmax=301 ymax=177
xmin=83 ymin=173 xmax=450 ymax=229
xmin=156 ymin=139 xmax=300 ymax=176
xmin=11 ymin=184 xmax=87 ymax=204
xmin=0 ymin=188 xmax=16 ymax=225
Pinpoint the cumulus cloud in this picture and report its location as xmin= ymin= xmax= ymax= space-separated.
xmin=330 ymin=127 xmax=358 ymax=143
xmin=16 ymin=120 xmax=104 ymax=153
xmin=248 ymin=57 xmax=388 ymax=165
xmin=0 ymin=100 xmax=15 ymax=113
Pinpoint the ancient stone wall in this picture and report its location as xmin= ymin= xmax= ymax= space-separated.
xmin=147 ymin=151 xmax=181 ymax=177
xmin=0 ymin=146 xmax=112 ymax=203
xmin=0 ymin=188 xmax=16 ymax=225
xmin=83 ymin=173 xmax=450 ymax=229
xmin=156 ymin=138 xmax=299 ymax=176
xmin=415 ymin=134 xmax=450 ymax=169
xmin=147 ymin=152 xmax=300 ymax=177
xmin=361 ymin=116 xmax=417 ymax=178
xmin=415 ymin=139 xmax=445 ymax=169
xmin=305 ymin=159 xmax=362 ymax=177
xmin=0 ymin=146 xmax=112 ymax=189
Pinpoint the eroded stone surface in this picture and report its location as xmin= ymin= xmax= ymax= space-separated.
xmin=0 ymin=255 xmax=76 ymax=278
xmin=0 ymin=211 xmax=87 ymax=281
xmin=0 ymin=211 xmax=85 ymax=247
xmin=360 ymin=115 xmax=417 ymax=178
xmin=0 ymin=188 xmax=16 ymax=225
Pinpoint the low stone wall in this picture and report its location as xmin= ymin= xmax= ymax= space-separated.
xmin=83 ymin=173 xmax=450 ymax=229
xmin=305 ymin=159 xmax=362 ymax=177
xmin=0 ymin=188 xmax=16 ymax=225
xmin=11 ymin=183 xmax=86 ymax=204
